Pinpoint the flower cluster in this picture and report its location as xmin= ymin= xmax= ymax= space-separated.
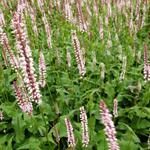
xmin=143 ymin=44 xmax=150 ymax=81
xmin=0 ymin=29 xmax=19 ymax=69
xmin=42 ymin=13 xmax=52 ymax=49
xmin=100 ymin=62 xmax=105 ymax=80
xmin=65 ymin=118 xmax=76 ymax=147
xmin=75 ymin=0 xmax=88 ymax=32
xmin=39 ymin=51 xmax=46 ymax=88
xmin=29 ymin=6 xmax=38 ymax=37
xmin=0 ymin=11 xmax=5 ymax=26
xmin=113 ymin=98 xmax=118 ymax=118
xmin=0 ymin=111 xmax=4 ymax=121
xmin=13 ymin=81 xmax=33 ymax=115
xmin=99 ymin=100 xmax=120 ymax=150
xmin=71 ymin=30 xmax=86 ymax=77
xmin=12 ymin=12 xmax=41 ymax=104
xmin=37 ymin=0 xmax=52 ymax=49
xmin=66 ymin=49 xmax=71 ymax=68
xmin=80 ymin=106 xmax=89 ymax=147
xmin=64 ymin=0 xmax=73 ymax=23
xmin=99 ymin=16 xmax=104 ymax=40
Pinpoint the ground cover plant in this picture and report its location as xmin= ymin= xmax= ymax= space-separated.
xmin=0 ymin=0 xmax=150 ymax=149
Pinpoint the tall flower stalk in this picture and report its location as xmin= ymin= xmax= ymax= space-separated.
xmin=0 ymin=29 xmax=19 ymax=69
xmin=13 ymin=81 xmax=33 ymax=115
xmin=0 ymin=11 xmax=5 ymax=27
xmin=99 ymin=100 xmax=120 ymax=150
xmin=71 ymin=30 xmax=86 ymax=77
xmin=75 ymin=0 xmax=88 ymax=32
xmin=80 ymin=106 xmax=89 ymax=147
xmin=39 ymin=51 xmax=46 ymax=88
xmin=66 ymin=49 xmax=71 ymax=68
xmin=143 ymin=44 xmax=150 ymax=81
xmin=113 ymin=98 xmax=118 ymax=118
xmin=65 ymin=118 xmax=76 ymax=148
xmin=12 ymin=12 xmax=41 ymax=104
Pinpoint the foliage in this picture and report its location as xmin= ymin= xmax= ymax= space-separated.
xmin=0 ymin=0 xmax=150 ymax=150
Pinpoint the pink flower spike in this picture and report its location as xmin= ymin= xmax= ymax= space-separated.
xmin=113 ymin=98 xmax=118 ymax=118
xmin=80 ymin=106 xmax=89 ymax=147
xmin=99 ymin=100 xmax=120 ymax=150
xmin=0 ymin=29 xmax=19 ymax=70
xmin=71 ymin=30 xmax=86 ymax=77
xmin=39 ymin=51 xmax=46 ymax=88
xmin=65 ymin=118 xmax=76 ymax=148
xmin=13 ymin=81 xmax=33 ymax=115
xmin=0 ymin=111 xmax=4 ymax=121
xmin=12 ymin=12 xmax=41 ymax=104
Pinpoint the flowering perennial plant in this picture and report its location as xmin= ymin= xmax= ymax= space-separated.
xmin=0 ymin=111 xmax=4 ymax=121
xmin=75 ymin=0 xmax=88 ymax=32
xmin=80 ymin=106 xmax=89 ymax=147
xmin=99 ymin=100 xmax=120 ymax=150
xmin=143 ymin=44 xmax=150 ymax=81
xmin=0 ymin=29 xmax=19 ymax=69
xmin=39 ymin=51 xmax=46 ymax=88
xmin=13 ymin=81 xmax=33 ymax=115
xmin=64 ymin=0 xmax=73 ymax=23
xmin=113 ymin=98 xmax=118 ymax=118
xmin=66 ymin=49 xmax=71 ymax=68
xmin=65 ymin=118 xmax=76 ymax=148
xmin=71 ymin=30 xmax=86 ymax=76
xmin=12 ymin=12 xmax=41 ymax=104
xmin=0 ymin=11 xmax=5 ymax=26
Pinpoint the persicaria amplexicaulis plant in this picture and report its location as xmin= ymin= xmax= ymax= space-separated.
xmin=0 ymin=28 xmax=19 ymax=70
xmin=12 ymin=12 xmax=42 ymax=104
xmin=13 ymin=81 xmax=33 ymax=115
xmin=71 ymin=30 xmax=86 ymax=77
xmin=99 ymin=100 xmax=120 ymax=150
xmin=113 ymin=98 xmax=118 ymax=118
xmin=39 ymin=51 xmax=46 ymax=88
xmin=143 ymin=44 xmax=150 ymax=81
xmin=65 ymin=117 xmax=76 ymax=148
xmin=80 ymin=106 xmax=89 ymax=147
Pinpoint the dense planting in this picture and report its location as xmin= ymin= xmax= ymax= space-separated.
xmin=0 ymin=0 xmax=150 ymax=149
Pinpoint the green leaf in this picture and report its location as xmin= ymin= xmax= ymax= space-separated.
xmin=12 ymin=114 xmax=26 ymax=143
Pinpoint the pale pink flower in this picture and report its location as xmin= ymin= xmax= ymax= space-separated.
xmin=12 ymin=12 xmax=41 ymax=104
xmin=93 ymin=0 xmax=99 ymax=16
xmin=99 ymin=17 xmax=104 ymax=40
xmin=65 ymin=118 xmax=76 ymax=147
xmin=64 ymin=0 xmax=73 ymax=22
xmin=13 ymin=81 xmax=33 ymax=115
xmin=0 ymin=29 xmax=19 ymax=69
xmin=28 ymin=5 xmax=38 ymax=37
xmin=143 ymin=44 xmax=150 ymax=81
xmin=39 ymin=51 xmax=46 ymax=88
xmin=113 ymin=98 xmax=118 ymax=118
xmin=42 ymin=13 xmax=52 ymax=49
xmin=80 ymin=106 xmax=89 ymax=147
xmin=71 ymin=30 xmax=86 ymax=76
xmin=99 ymin=100 xmax=120 ymax=150
xmin=0 ymin=111 xmax=4 ymax=121
xmin=66 ymin=49 xmax=71 ymax=68
xmin=76 ymin=0 xmax=88 ymax=32
xmin=0 ymin=11 xmax=5 ymax=26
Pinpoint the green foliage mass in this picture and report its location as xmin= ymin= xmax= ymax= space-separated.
xmin=0 ymin=1 xmax=150 ymax=150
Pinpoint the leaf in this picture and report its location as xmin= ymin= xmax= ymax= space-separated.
xmin=12 ymin=114 xmax=26 ymax=143
xmin=17 ymin=137 xmax=41 ymax=150
xmin=118 ymin=122 xmax=140 ymax=143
